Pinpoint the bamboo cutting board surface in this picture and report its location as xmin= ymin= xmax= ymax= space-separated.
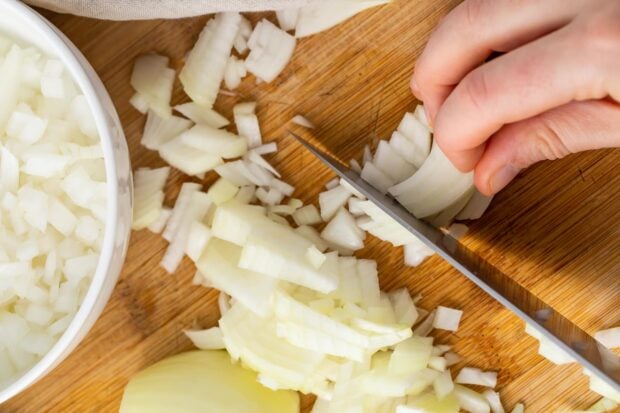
xmin=3 ymin=1 xmax=620 ymax=412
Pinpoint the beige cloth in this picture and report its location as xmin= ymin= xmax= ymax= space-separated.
xmin=25 ymin=0 xmax=321 ymax=20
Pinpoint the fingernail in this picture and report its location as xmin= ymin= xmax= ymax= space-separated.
xmin=489 ymin=165 xmax=519 ymax=193
xmin=411 ymin=77 xmax=421 ymax=98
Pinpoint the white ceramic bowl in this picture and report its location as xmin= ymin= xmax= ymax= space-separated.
xmin=0 ymin=0 xmax=132 ymax=404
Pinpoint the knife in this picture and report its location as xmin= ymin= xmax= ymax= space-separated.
xmin=290 ymin=131 xmax=620 ymax=394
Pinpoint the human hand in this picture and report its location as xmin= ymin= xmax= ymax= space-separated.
xmin=412 ymin=0 xmax=620 ymax=195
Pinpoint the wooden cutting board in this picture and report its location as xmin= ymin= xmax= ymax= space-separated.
xmin=4 ymin=1 xmax=619 ymax=412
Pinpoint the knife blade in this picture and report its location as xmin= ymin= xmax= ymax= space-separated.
xmin=290 ymin=131 xmax=620 ymax=393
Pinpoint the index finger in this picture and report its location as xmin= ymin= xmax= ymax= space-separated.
xmin=413 ymin=0 xmax=583 ymax=122
xmin=433 ymin=16 xmax=616 ymax=171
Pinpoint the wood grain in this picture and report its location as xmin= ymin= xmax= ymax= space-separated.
xmin=3 ymin=1 xmax=619 ymax=412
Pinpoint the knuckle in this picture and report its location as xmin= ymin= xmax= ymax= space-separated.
xmin=461 ymin=0 xmax=488 ymax=30
xmin=513 ymin=118 xmax=570 ymax=168
xmin=460 ymin=69 xmax=492 ymax=114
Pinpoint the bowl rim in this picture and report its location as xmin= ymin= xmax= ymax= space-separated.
xmin=0 ymin=0 xmax=126 ymax=403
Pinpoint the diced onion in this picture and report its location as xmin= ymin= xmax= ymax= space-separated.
xmin=433 ymin=306 xmax=462 ymax=332
xmin=184 ymin=327 xmax=225 ymax=350
xmin=180 ymin=13 xmax=242 ymax=108
xmin=246 ymin=19 xmax=296 ymax=83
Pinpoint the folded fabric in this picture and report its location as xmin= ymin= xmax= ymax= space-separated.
xmin=25 ymin=0 xmax=322 ymax=20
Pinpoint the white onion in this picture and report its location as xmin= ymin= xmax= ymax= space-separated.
xmin=291 ymin=115 xmax=315 ymax=129
xmin=396 ymin=112 xmax=431 ymax=169
xmin=320 ymin=208 xmax=365 ymax=251
xmin=373 ymin=140 xmax=416 ymax=183
xmin=389 ymin=143 xmax=474 ymax=218
xmin=483 ymin=390 xmax=505 ymax=413
xmin=132 ymin=167 xmax=170 ymax=230
xmin=455 ymin=367 xmax=497 ymax=388
xmin=276 ymin=8 xmax=300 ymax=32
xmin=433 ymin=306 xmax=462 ymax=332
xmin=180 ymin=13 xmax=242 ymax=108
xmin=245 ymin=19 xmax=297 ymax=83
xmin=130 ymin=53 xmax=175 ymax=118
xmin=184 ymin=327 xmax=225 ymax=350
xmin=456 ymin=190 xmax=494 ymax=221
xmin=361 ymin=161 xmax=395 ymax=194
xmin=174 ymin=102 xmax=229 ymax=129
xmin=141 ymin=111 xmax=193 ymax=151
xmin=319 ymin=185 xmax=352 ymax=221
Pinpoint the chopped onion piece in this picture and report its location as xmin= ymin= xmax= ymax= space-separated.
xmin=291 ymin=115 xmax=315 ymax=129
xmin=594 ymin=327 xmax=620 ymax=349
xmin=444 ymin=351 xmax=462 ymax=367
xmin=215 ymin=161 xmax=253 ymax=186
xmin=141 ymin=111 xmax=193 ymax=151
xmin=319 ymin=185 xmax=352 ymax=221
xmin=224 ymin=55 xmax=247 ymax=90
xmin=276 ymin=8 xmax=300 ymax=32
xmin=129 ymin=92 xmax=149 ymax=114
xmin=180 ymin=124 xmax=248 ymax=159
xmin=293 ymin=204 xmax=322 ymax=226
xmin=325 ymin=178 xmax=339 ymax=190
xmin=433 ymin=369 xmax=454 ymax=400
xmin=130 ymin=53 xmax=175 ymax=118
xmin=161 ymin=191 xmax=212 ymax=273
xmin=162 ymin=182 xmax=202 ymax=242
xmin=251 ymin=142 xmax=278 ymax=155
xmin=148 ymin=207 xmax=172 ymax=234
xmin=184 ymin=221 xmax=212 ymax=262
xmin=321 ymin=208 xmax=365 ymax=251
xmin=234 ymin=102 xmax=262 ymax=148
xmin=235 ymin=185 xmax=256 ymax=204
xmin=373 ymin=140 xmax=415 ymax=183
xmin=388 ymin=288 xmax=418 ymax=327
xmin=184 ymin=327 xmax=225 ymax=350
xmin=246 ymin=19 xmax=297 ymax=83
xmin=132 ymin=167 xmax=170 ymax=230
xmin=208 ymin=178 xmax=239 ymax=205
xmin=180 ymin=13 xmax=242 ymax=108
xmin=510 ymin=403 xmax=525 ymax=413
xmin=339 ymin=178 xmax=366 ymax=199
xmin=390 ymin=143 xmax=474 ymax=218
xmin=270 ymin=178 xmax=295 ymax=197
xmin=294 ymin=225 xmax=329 ymax=252
xmin=388 ymin=336 xmax=433 ymax=375
xmin=456 ymin=190 xmax=494 ymax=221
xmin=256 ymin=187 xmax=285 ymax=206
xmin=306 ymin=245 xmax=327 ymax=269
xmin=233 ymin=16 xmax=253 ymax=55
xmin=455 ymin=367 xmax=497 ymax=388
xmin=361 ymin=161 xmax=395 ymax=194
xmin=396 ymin=112 xmax=431 ymax=168
xmin=247 ymin=151 xmax=281 ymax=178
xmin=174 ymin=102 xmax=229 ymax=129
xmin=483 ymin=390 xmax=505 ymax=413
xmin=295 ymin=0 xmax=390 ymax=38
xmin=404 ymin=239 xmax=435 ymax=267
xmin=453 ymin=385 xmax=491 ymax=413
xmin=158 ymin=137 xmax=223 ymax=176
xmin=433 ymin=306 xmax=463 ymax=332
xmin=199 ymin=239 xmax=278 ymax=317
xmin=350 ymin=158 xmax=362 ymax=174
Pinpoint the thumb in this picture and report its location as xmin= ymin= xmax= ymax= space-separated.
xmin=474 ymin=100 xmax=620 ymax=196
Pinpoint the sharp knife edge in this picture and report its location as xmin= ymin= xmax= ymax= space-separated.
xmin=290 ymin=131 xmax=620 ymax=392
